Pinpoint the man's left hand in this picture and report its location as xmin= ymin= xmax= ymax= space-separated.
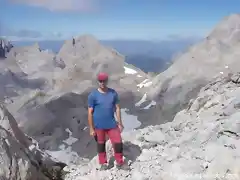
xmin=118 ymin=122 xmax=124 ymax=132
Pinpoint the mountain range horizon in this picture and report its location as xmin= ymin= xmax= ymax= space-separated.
xmin=10 ymin=36 xmax=201 ymax=73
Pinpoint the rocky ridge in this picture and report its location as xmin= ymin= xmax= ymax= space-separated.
xmin=64 ymin=72 xmax=240 ymax=180
xmin=0 ymin=38 xmax=13 ymax=58
xmin=0 ymin=102 xmax=66 ymax=179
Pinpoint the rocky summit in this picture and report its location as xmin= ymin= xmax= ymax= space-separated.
xmin=0 ymin=13 xmax=240 ymax=180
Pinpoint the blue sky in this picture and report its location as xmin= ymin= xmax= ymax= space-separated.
xmin=1 ymin=0 xmax=240 ymax=41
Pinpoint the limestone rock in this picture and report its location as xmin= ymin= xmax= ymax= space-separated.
xmin=143 ymin=130 xmax=166 ymax=145
xmin=147 ymin=13 xmax=240 ymax=123
xmin=231 ymin=73 xmax=240 ymax=84
xmin=0 ymin=38 xmax=13 ymax=58
xmin=0 ymin=103 xmax=66 ymax=180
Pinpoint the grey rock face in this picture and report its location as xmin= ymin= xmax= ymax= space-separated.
xmin=0 ymin=38 xmax=13 ymax=58
xmin=56 ymin=35 xmax=125 ymax=82
xmin=146 ymin=13 xmax=240 ymax=123
xmin=207 ymin=14 xmax=240 ymax=45
xmin=0 ymin=69 xmax=46 ymax=103
xmin=0 ymin=103 xmax=66 ymax=180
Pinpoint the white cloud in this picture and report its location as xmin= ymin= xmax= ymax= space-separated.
xmin=9 ymin=0 xmax=98 ymax=12
xmin=0 ymin=26 xmax=64 ymax=41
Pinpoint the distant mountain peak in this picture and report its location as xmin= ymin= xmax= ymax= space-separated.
xmin=207 ymin=13 xmax=240 ymax=45
xmin=0 ymin=38 xmax=13 ymax=58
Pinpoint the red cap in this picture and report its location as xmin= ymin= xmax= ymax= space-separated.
xmin=97 ymin=72 xmax=108 ymax=81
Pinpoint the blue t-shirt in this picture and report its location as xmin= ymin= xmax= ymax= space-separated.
xmin=88 ymin=88 xmax=119 ymax=129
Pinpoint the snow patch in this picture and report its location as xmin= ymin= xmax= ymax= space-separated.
xmin=29 ymin=144 xmax=36 ymax=151
xmin=63 ymin=128 xmax=78 ymax=146
xmin=46 ymin=147 xmax=82 ymax=165
xmin=135 ymin=93 xmax=147 ymax=106
xmin=121 ymin=108 xmax=141 ymax=131
xmin=124 ymin=66 xmax=137 ymax=74
xmin=46 ymin=129 xmax=82 ymax=165
xmin=137 ymin=74 xmax=142 ymax=77
xmin=143 ymin=100 xmax=157 ymax=109
xmin=138 ymin=79 xmax=148 ymax=85
xmin=143 ymin=81 xmax=153 ymax=87
xmin=137 ymin=79 xmax=152 ymax=88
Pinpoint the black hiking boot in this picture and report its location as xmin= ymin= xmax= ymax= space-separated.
xmin=99 ymin=163 xmax=109 ymax=171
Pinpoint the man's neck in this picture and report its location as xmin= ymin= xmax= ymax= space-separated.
xmin=98 ymin=87 xmax=108 ymax=93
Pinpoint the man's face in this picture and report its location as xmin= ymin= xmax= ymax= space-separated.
xmin=98 ymin=79 xmax=108 ymax=88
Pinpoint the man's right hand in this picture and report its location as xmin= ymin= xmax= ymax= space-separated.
xmin=89 ymin=128 xmax=95 ymax=136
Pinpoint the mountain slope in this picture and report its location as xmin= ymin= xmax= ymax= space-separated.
xmin=145 ymin=14 xmax=240 ymax=123
xmin=0 ymin=103 xmax=66 ymax=180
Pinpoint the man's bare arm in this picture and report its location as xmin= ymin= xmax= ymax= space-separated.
xmin=88 ymin=107 xmax=94 ymax=130
xmin=115 ymin=104 xmax=123 ymax=125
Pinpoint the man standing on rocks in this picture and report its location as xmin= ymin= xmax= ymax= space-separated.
xmin=87 ymin=72 xmax=130 ymax=171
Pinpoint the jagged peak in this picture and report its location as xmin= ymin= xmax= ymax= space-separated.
xmin=0 ymin=37 xmax=8 ymax=45
xmin=74 ymin=34 xmax=98 ymax=42
xmin=57 ymin=34 xmax=103 ymax=58
xmin=57 ymin=34 xmax=126 ymax=72
xmin=62 ymin=34 xmax=99 ymax=48
xmin=59 ymin=34 xmax=126 ymax=60
xmin=207 ymin=13 xmax=240 ymax=45
xmin=0 ymin=37 xmax=14 ymax=58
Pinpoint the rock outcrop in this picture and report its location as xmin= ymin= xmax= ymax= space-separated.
xmin=0 ymin=103 xmax=67 ymax=180
xmin=6 ymin=43 xmax=57 ymax=89
xmin=145 ymin=14 xmax=240 ymax=124
xmin=64 ymin=72 xmax=240 ymax=180
xmin=0 ymin=38 xmax=13 ymax=58
xmin=0 ymin=68 xmax=46 ymax=104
